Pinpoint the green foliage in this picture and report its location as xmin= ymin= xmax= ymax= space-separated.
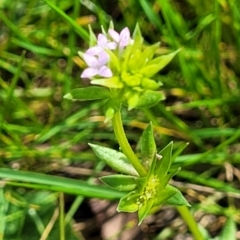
xmin=68 ymin=22 xmax=174 ymax=114
xmin=64 ymin=86 xmax=110 ymax=101
xmin=1 ymin=0 xmax=240 ymax=238
xmin=94 ymin=124 xmax=189 ymax=224
xmin=141 ymin=122 xmax=156 ymax=169
xmin=0 ymin=189 xmax=80 ymax=240
xmin=100 ymin=175 xmax=138 ymax=191
xmin=89 ymin=143 xmax=138 ymax=176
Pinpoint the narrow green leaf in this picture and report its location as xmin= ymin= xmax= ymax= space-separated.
xmin=43 ymin=0 xmax=89 ymax=41
xmin=143 ymin=49 xmax=180 ymax=77
xmin=132 ymin=23 xmax=144 ymax=47
xmin=155 ymin=142 xmax=173 ymax=177
xmin=141 ymin=123 xmax=156 ymax=170
xmin=172 ymin=142 xmax=189 ymax=162
xmin=64 ymin=87 xmax=110 ymax=101
xmin=139 ymin=64 xmax=161 ymax=77
xmin=11 ymin=38 xmax=62 ymax=57
xmin=89 ymin=143 xmax=139 ymax=176
xmin=158 ymin=168 xmax=181 ymax=190
xmin=139 ymin=0 xmax=162 ymax=29
xmin=138 ymin=198 xmax=154 ymax=225
xmin=0 ymin=168 xmax=123 ymax=199
xmin=88 ymin=24 xmax=97 ymax=47
xmin=126 ymin=24 xmax=144 ymax=62
xmin=136 ymin=90 xmax=165 ymax=109
xmin=100 ymin=175 xmax=138 ymax=191
xmin=91 ymin=76 xmax=123 ymax=88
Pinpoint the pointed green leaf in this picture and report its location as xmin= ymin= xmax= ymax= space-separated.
xmin=101 ymin=25 xmax=107 ymax=35
xmin=138 ymin=198 xmax=154 ymax=225
xmin=89 ymin=143 xmax=138 ymax=176
xmin=139 ymin=64 xmax=161 ymax=77
xmin=100 ymin=175 xmax=138 ymax=191
xmin=141 ymin=42 xmax=160 ymax=64
xmin=127 ymin=24 xmax=144 ymax=60
xmin=78 ymin=50 xmax=84 ymax=59
xmin=88 ymin=24 xmax=97 ymax=46
xmin=132 ymin=23 xmax=143 ymax=47
xmin=64 ymin=87 xmax=110 ymax=101
xmin=108 ymin=20 xmax=114 ymax=30
xmin=164 ymin=185 xmax=191 ymax=206
xmin=153 ymin=184 xmax=178 ymax=206
xmin=158 ymin=168 xmax=181 ymax=190
xmin=172 ymin=142 xmax=189 ymax=162
xmin=143 ymin=49 xmax=180 ymax=77
xmin=91 ymin=76 xmax=123 ymax=88
xmin=219 ymin=218 xmax=236 ymax=240
xmin=155 ymin=142 xmax=173 ymax=177
xmin=136 ymin=90 xmax=165 ymax=109
xmin=141 ymin=123 xmax=156 ymax=170
xmin=117 ymin=191 xmax=140 ymax=212
xmin=141 ymin=78 xmax=160 ymax=90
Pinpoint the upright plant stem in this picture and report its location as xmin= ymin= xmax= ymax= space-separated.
xmin=112 ymin=109 xmax=204 ymax=240
xmin=176 ymin=206 xmax=204 ymax=240
xmin=112 ymin=109 xmax=147 ymax=177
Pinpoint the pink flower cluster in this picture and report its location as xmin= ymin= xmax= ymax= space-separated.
xmin=81 ymin=27 xmax=131 ymax=79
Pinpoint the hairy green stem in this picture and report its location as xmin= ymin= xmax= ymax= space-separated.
xmin=176 ymin=206 xmax=204 ymax=240
xmin=112 ymin=109 xmax=147 ymax=177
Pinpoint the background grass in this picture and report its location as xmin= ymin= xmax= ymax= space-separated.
xmin=0 ymin=0 xmax=240 ymax=239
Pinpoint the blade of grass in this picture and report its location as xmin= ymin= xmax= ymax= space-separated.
xmin=11 ymin=38 xmax=63 ymax=57
xmin=139 ymin=0 xmax=162 ymax=30
xmin=177 ymin=170 xmax=239 ymax=193
xmin=0 ymin=168 xmax=124 ymax=199
xmin=43 ymin=0 xmax=89 ymax=41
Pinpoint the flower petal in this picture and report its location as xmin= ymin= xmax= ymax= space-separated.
xmin=98 ymin=50 xmax=109 ymax=66
xmin=98 ymin=66 xmax=113 ymax=77
xmin=81 ymin=67 xmax=98 ymax=78
xmin=86 ymin=46 xmax=102 ymax=55
xmin=108 ymin=29 xmax=120 ymax=43
xmin=97 ymin=34 xmax=108 ymax=47
xmin=107 ymin=42 xmax=117 ymax=50
xmin=119 ymin=27 xmax=131 ymax=48
xmin=83 ymin=53 xmax=98 ymax=67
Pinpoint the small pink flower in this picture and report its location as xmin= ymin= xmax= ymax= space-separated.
xmin=86 ymin=34 xmax=117 ymax=55
xmin=97 ymin=34 xmax=117 ymax=50
xmin=81 ymin=50 xmax=112 ymax=78
xmin=108 ymin=27 xmax=131 ymax=49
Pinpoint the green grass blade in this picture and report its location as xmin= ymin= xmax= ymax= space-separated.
xmin=0 ymin=168 xmax=123 ymax=199
xmin=43 ymin=0 xmax=89 ymax=41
